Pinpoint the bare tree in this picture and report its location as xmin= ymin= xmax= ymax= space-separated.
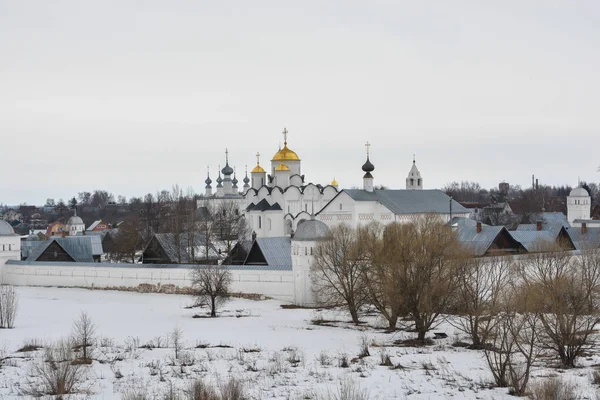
xmin=171 ymin=327 xmax=183 ymax=360
xmin=191 ymin=265 xmax=232 ymax=317
xmin=516 ymin=246 xmax=600 ymax=368
xmin=483 ymin=312 xmax=515 ymax=388
xmin=381 ymin=216 xmax=467 ymax=341
xmin=452 ymin=256 xmax=512 ymax=347
xmin=311 ymin=224 xmax=369 ymax=324
xmin=72 ymin=312 xmax=96 ymax=361
xmin=0 ymin=284 xmax=19 ymax=329
xmin=213 ymin=201 xmax=249 ymax=254
xmin=113 ymin=215 xmax=144 ymax=263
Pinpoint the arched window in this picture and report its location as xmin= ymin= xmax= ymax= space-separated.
xmin=410 ymin=179 xmax=414 ymax=185
xmin=418 ymin=179 xmax=421 ymax=186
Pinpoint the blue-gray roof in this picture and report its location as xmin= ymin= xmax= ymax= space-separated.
xmin=293 ymin=219 xmax=329 ymax=241
xmin=26 ymin=236 xmax=95 ymax=262
xmin=566 ymin=227 xmax=600 ymax=250
xmin=254 ymin=237 xmax=292 ymax=267
xmin=509 ymin=231 xmax=556 ymax=252
xmin=325 ymin=189 xmax=469 ymax=215
xmin=455 ymin=225 xmax=504 ymax=256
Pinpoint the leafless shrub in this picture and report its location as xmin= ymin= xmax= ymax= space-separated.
xmin=122 ymin=385 xmax=149 ymax=400
xmin=529 ymin=378 xmax=579 ymax=400
xmin=0 ymin=284 xmax=19 ymax=329
xmin=318 ymin=350 xmax=333 ymax=366
xmin=592 ymin=369 xmax=600 ymax=385
xmin=17 ymin=338 xmax=43 ymax=353
xmin=184 ymin=378 xmax=219 ymax=400
xmin=72 ymin=311 xmax=96 ymax=361
xmin=22 ymin=338 xmax=87 ymax=397
xmin=378 ymin=349 xmax=393 ymax=367
xmin=357 ymin=335 xmax=370 ymax=358
xmin=318 ymin=377 xmax=369 ymax=400
xmin=218 ymin=377 xmax=244 ymax=400
xmin=338 ymin=352 xmax=349 ymax=368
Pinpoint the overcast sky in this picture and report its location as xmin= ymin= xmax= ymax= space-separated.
xmin=1 ymin=1 xmax=599 ymax=205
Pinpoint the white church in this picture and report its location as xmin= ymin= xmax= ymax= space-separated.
xmin=200 ymin=128 xmax=469 ymax=239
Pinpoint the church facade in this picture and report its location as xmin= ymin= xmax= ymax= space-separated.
xmin=199 ymin=128 xmax=468 ymax=239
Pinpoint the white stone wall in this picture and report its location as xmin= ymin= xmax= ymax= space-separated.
xmin=0 ymin=236 xmax=21 ymax=268
xmin=1 ymin=262 xmax=295 ymax=302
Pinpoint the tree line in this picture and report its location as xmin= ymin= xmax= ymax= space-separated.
xmin=311 ymin=216 xmax=600 ymax=395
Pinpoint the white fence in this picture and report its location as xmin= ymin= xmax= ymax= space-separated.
xmin=1 ymin=261 xmax=295 ymax=302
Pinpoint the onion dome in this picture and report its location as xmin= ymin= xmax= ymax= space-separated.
xmin=0 ymin=220 xmax=16 ymax=236
xmin=331 ymin=178 xmax=338 ymax=186
xmin=222 ymin=163 xmax=234 ymax=176
xmin=271 ymin=127 xmax=300 ymax=161
xmin=232 ymin=174 xmax=239 ymax=187
xmin=216 ymin=169 xmax=223 ymax=187
xmin=243 ymin=174 xmax=250 ymax=185
xmin=205 ymin=174 xmax=212 ymax=188
xmin=275 ymin=162 xmax=290 ymax=171
xmin=362 ymin=157 xmax=374 ymax=173
xmin=252 ymin=151 xmax=266 ymax=173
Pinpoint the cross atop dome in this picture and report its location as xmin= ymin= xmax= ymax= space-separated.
xmin=283 ymin=127 xmax=288 ymax=145
xmin=365 ymin=141 xmax=371 ymax=157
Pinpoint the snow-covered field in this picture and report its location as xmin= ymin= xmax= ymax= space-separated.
xmin=0 ymin=287 xmax=597 ymax=399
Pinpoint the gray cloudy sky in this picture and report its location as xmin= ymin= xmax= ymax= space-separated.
xmin=1 ymin=1 xmax=599 ymax=205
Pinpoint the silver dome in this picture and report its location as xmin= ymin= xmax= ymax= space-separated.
xmin=67 ymin=216 xmax=84 ymax=226
xmin=0 ymin=220 xmax=16 ymax=236
xmin=293 ymin=219 xmax=329 ymax=241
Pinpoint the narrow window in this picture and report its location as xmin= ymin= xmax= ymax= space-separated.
xmin=258 ymin=216 xmax=262 ymax=229
xmin=339 ymin=203 xmax=342 ymax=210
xmin=305 ymin=247 xmax=308 ymax=255
xmin=305 ymin=204 xmax=308 ymax=211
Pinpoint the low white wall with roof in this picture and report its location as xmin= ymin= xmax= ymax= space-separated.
xmin=1 ymin=261 xmax=295 ymax=302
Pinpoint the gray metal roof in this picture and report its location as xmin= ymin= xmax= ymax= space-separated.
xmin=565 ymin=227 xmax=600 ymax=250
xmin=26 ymin=236 xmax=95 ymax=262
xmin=255 ymin=237 xmax=292 ymax=267
xmin=455 ymin=225 xmax=504 ymax=256
xmin=509 ymin=231 xmax=555 ymax=252
xmin=449 ymin=217 xmax=480 ymax=227
xmin=21 ymin=240 xmax=45 ymax=259
xmin=336 ymin=189 xmax=469 ymax=215
xmin=6 ymin=259 xmax=291 ymax=271
xmin=293 ymin=219 xmax=329 ymax=241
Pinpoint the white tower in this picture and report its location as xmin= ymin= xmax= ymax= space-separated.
xmin=292 ymin=217 xmax=329 ymax=306
xmin=406 ymin=155 xmax=423 ymax=190
xmin=567 ymin=187 xmax=591 ymax=224
xmin=362 ymin=142 xmax=374 ymax=192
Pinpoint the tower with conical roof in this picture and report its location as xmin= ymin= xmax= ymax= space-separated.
xmin=251 ymin=152 xmax=266 ymax=190
xmin=406 ymin=155 xmax=423 ymax=190
xmin=271 ymin=127 xmax=301 ymax=177
xmin=362 ymin=142 xmax=375 ymax=192
xmin=205 ymin=167 xmax=213 ymax=196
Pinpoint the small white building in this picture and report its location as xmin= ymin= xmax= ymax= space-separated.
xmin=292 ymin=217 xmax=329 ymax=307
xmin=66 ymin=215 xmax=86 ymax=236
xmin=568 ymin=187 xmax=600 ymax=228
xmin=0 ymin=221 xmax=21 ymax=267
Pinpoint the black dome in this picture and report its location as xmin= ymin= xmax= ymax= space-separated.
xmin=362 ymin=156 xmax=375 ymax=172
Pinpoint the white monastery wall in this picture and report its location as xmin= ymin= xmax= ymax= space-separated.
xmin=1 ymin=262 xmax=295 ymax=302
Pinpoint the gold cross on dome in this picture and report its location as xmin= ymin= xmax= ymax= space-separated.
xmin=256 ymin=152 xmax=261 ymax=165
xmin=282 ymin=127 xmax=288 ymax=144
xmin=365 ymin=141 xmax=371 ymax=156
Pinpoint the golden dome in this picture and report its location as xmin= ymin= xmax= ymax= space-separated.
xmin=331 ymin=178 xmax=338 ymax=186
xmin=275 ymin=162 xmax=290 ymax=171
xmin=251 ymin=164 xmax=265 ymax=173
xmin=272 ymin=144 xmax=300 ymax=162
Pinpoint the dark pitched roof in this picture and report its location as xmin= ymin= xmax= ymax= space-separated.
xmin=243 ymin=237 xmax=291 ymax=267
xmin=566 ymin=227 xmax=600 ymax=250
xmin=246 ymin=199 xmax=282 ymax=212
xmin=320 ymin=189 xmax=469 ymax=216
xmin=455 ymin=225 xmax=503 ymax=256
